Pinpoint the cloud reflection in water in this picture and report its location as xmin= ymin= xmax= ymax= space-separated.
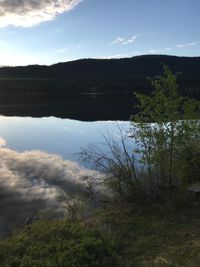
xmin=0 ymin=142 xmax=103 ymax=237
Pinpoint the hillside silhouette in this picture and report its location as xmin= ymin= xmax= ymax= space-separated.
xmin=0 ymin=55 xmax=199 ymax=120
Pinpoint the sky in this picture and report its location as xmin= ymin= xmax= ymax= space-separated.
xmin=0 ymin=0 xmax=199 ymax=66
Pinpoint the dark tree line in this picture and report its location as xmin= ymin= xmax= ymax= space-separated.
xmin=0 ymin=55 xmax=199 ymax=97
xmin=0 ymin=55 xmax=199 ymax=120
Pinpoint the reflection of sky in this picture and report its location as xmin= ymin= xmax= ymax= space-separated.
xmin=0 ymin=116 xmax=136 ymax=236
xmin=0 ymin=116 xmax=131 ymax=160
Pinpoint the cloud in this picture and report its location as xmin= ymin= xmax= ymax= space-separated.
xmin=98 ymin=54 xmax=129 ymax=59
xmin=146 ymin=49 xmax=160 ymax=54
xmin=122 ymin=36 xmax=137 ymax=45
xmin=163 ymin=47 xmax=173 ymax=51
xmin=110 ymin=35 xmax=137 ymax=45
xmin=56 ymin=44 xmax=82 ymax=53
xmin=0 ymin=0 xmax=82 ymax=27
xmin=0 ymin=146 xmax=103 ymax=237
xmin=111 ymin=37 xmax=125 ymax=45
xmin=141 ymin=41 xmax=198 ymax=55
xmin=56 ymin=47 xmax=69 ymax=53
xmin=177 ymin=42 xmax=197 ymax=48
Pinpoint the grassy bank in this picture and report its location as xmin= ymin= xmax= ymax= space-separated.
xmin=1 ymin=196 xmax=200 ymax=266
xmin=100 ymin=198 xmax=200 ymax=267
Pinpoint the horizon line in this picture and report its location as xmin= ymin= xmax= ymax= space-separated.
xmin=0 ymin=54 xmax=199 ymax=68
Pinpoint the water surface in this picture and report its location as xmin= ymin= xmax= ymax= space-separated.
xmin=0 ymin=116 xmax=130 ymax=160
xmin=0 ymin=116 xmax=133 ymax=237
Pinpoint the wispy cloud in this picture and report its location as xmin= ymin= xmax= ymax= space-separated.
xmin=56 ymin=47 xmax=69 ymax=53
xmin=97 ymin=38 xmax=199 ymax=60
xmin=100 ymin=39 xmax=198 ymax=60
xmin=98 ymin=54 xmax=129 ymax=59
xmin=146 ymin=49 xmax=161 ymax=54
xmin=110 ymin=35 xmax=137 ymax=45
xmin=111 ymin=37 xmax=125 ymax=45
xmin=163 ymin=47 xmax=174 ymax=51
xmin=0 ymin=0 xmax=83 ymax=27
xmin=122 ymin=36 xmax=137 ymax=45
xmin=56 ymin=44 xmax=82 ymax=53
xmin=177 ymin=42 xmax=197 ymax=48
xmin=142 ymin=41 xmax=198 ymax=55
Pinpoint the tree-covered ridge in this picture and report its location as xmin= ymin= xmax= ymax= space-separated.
xmin=0 ymin=55 xmax=199 ymax=120
xmin=0 ymin=55 xmax=200 ymax=79
xmin=0 ymin=55 xmax=199 ymax=98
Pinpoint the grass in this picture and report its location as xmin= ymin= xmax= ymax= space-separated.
xmin=1 ymin=194 xmax=200 ymax=266
xmin=0 ymin=220 xmax=119 ymax=267
xmin=96 ymin=195 xmax=200 ymax=267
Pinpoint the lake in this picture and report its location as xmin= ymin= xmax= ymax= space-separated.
xmin=0 ymin=115 xmax=132 ymax=237
xmin=0 ymin=116 xmax=130 ymax=160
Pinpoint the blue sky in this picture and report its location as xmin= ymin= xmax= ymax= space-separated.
xmin=0 ymin=0 xmax=199 ymax=66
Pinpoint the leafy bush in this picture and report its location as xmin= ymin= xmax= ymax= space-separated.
xmin=132 ymin=65 xmax=200 ymax=191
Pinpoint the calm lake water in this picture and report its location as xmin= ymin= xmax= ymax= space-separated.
xmin=0 ymin=115 xmax=133 ymax=236
xmin=0 ymin=116 xmax=130 ymax=160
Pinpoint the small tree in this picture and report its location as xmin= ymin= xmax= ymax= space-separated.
xmin=132 ymin=65 xmax=200 ymax=191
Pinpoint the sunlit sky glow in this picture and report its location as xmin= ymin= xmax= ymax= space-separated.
xmin=0 ymin=0 xmax=199 ymax=66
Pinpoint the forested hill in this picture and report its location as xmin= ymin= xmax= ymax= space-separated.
xmin=0 ymin=55 xmax=200 ymax=79
xmin=0 ymin=55 xmax=199 ymax=120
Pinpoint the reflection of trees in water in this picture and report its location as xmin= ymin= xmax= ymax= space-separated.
xmin=0 ymin=93 xmax=135 ymax=120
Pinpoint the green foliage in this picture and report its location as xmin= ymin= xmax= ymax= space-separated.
xmin=132 ymin=65 xmax=200 ymax=191
xmin=0 ymin=221 xmax=118 ymax=267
